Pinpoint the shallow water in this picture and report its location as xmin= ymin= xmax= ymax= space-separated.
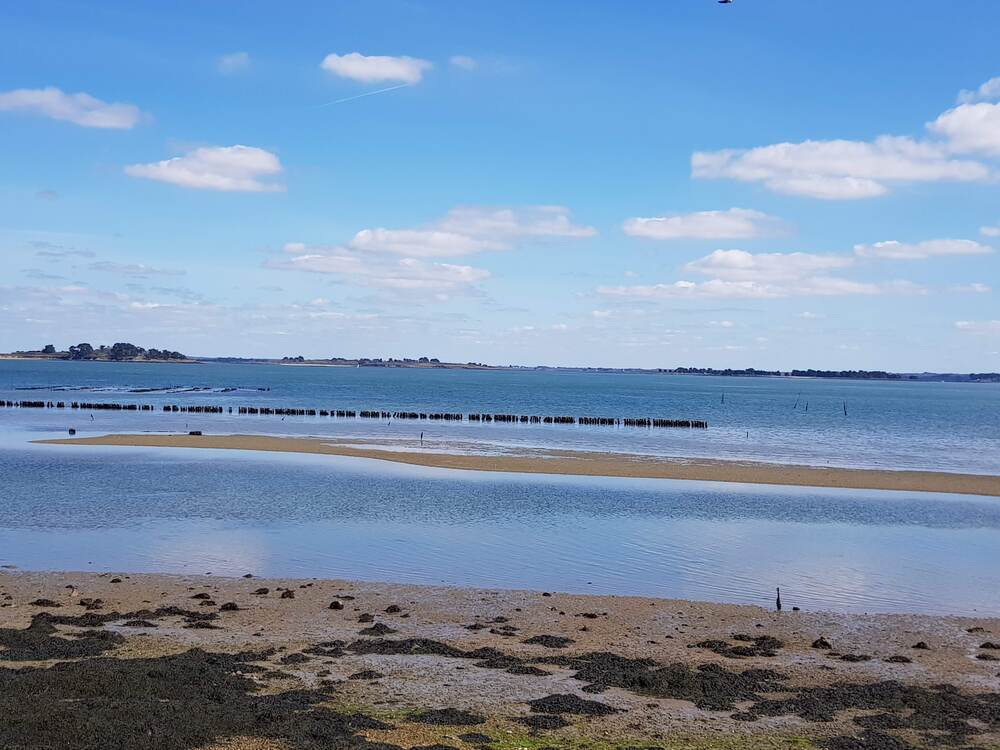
xmin=3 ymin=360 xmax=1000 ymax=473
xmin=3 ymin=438 xmax=999 ymax=616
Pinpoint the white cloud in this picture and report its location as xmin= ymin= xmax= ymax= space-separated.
xmin=622 ymin=208 xmax=782 ymax=240
xmin=958 ymin=77 xmax=1000 ymax=104
xmin=853 ymin=238 xmax=994 ymax=260
xmin=693 ymin=136 xmax=989 ymax=200
xmin=683 ymin=249 xmax=853 ymax=282
xmin=598 ymin=242 xmax=941 ymax=301
xmin=947 ymin=283 xmax=991 ymax=294
xmin=344 ymin=206 xmax=595 ymax=258
xmin=87 ymin=261 xmax=184 ymax=277
xmin=598 ymin=276 xmax=918 ymax=300
xmin=598 ymin=279 xmax=783 ymax=300
xmin=449 ymin=55 xmax=478 ymax=70
xmin=798 ymin=311 xmax=822 ymax=320
xmin=981 ymin=224 xmax=1000 ymax=238
xmin=928 ymin=101 xmax=1000 ymax=156
xmin=0 ymin=86 xmax=143 ymax=129
xmin=320 ymin=52 xmax=432 ymax=84
xmin=271 ymin=206 xmax=591 ymax=298
xmin=692 ymin=79 xmax=1000 ymax=199
xmin=276 ymin=246 xmax=489 ymax=293
xmin=217 ymin=51 xmax=251 ymax=74
xmin=955 ymin=320 xmax=1000 ymax=334
xmin=125 ymin=145 xmax=284 ymax=192
xmin=349 ymin=228 xmax=499 ymax=257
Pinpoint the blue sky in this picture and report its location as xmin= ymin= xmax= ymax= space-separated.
xmin=1 ymin=0 xmax=998 ymax=369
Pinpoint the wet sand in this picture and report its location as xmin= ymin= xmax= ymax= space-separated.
xmin=1 ymin=570 xmax=999 ymax=750
xmin=38 ymin=432 xmax=1000 ymax=496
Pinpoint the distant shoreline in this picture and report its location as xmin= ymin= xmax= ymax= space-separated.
xmin=2 ymin=355 xmax=998 ymax=382
xmin=0 ymin=355 xmax=198 ymax=364
xmin=37 ymin=432 xmax=1000 ymax=497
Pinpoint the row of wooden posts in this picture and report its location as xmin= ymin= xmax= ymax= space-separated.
xmin=1 ymin=400 xmax=708 ymax=429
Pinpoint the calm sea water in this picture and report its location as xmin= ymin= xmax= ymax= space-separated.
xmin=2 ymin=360 xmax=999 ymax=472
xmin=2 ymin=360 xmax=999 ymax=615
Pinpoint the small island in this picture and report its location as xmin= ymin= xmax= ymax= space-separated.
xmin=1 ymin=342 xmax=193 ymax=363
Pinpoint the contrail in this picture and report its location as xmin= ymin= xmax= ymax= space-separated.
xmin=314 ymin=83 xmax=411 ymax=108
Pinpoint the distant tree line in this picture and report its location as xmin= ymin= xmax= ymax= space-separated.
xmin=673 ymin=367 xmax=782 ymax=377
xmin=788 ymin=369 xmax=901 ymax=380
xmin=672 ymin=367 xmax=904 ymax=380
xmin=62 ymin=342 xmax=187 ymax=361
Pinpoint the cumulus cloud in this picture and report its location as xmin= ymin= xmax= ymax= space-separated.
xmin=955 ymin=320 xmax=1000 ymax=334
xmin=691 ymin=78 xmax=1000 ymax=199
xmin=693 ymin=137 xmax=988 ymax=200
xmin=928 ymin=102 xmax=1000 ymax=156
xmin=981 ymin=224 xmax=1000 ymax=238
xmin=449 ymin=55 xmax=478 ymax=70
xmin=853 ymin=238 xmax=994 ymax=260
xmin=622 ymin=208 xmax=783 ymax=240
xmin=0 ymin=86 xmax=143 ymax=129
xmin=217 ymin=51 xmax=251 ymax=74
xmin=320 ymin=52 xmax=432 ymax=84
xmin=958 ymin=77 xmax=1000 ymax=104
xmin=125 ymin=145 xmax=284 ymax=192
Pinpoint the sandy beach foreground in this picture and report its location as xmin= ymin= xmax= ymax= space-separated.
xmin=39 ymin=432 xmax=1000 ymax=496
xmin=1 ymin=570 xmax=999 ymax=750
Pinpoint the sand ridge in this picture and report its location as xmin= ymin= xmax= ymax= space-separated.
xmin=37 ymin=432 xmax=1000 ymax=496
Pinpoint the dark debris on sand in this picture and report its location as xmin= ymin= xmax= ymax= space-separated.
xmin=527 ymin=693 xmax=619 ymax=715
xmin=0 ymin=643 xmax=403 ymax=750
xmin=519 ymin=714 xmax=570 ymax=730
xmin=746 ymin=680 xmax=1000 ymax=746
xmin=523 ymin=634 xmax=574 ymax=649
xmin=692 ymin=634 xmax=784 ymax=658
xmin=0 ymin=615 xmax=124 ymax=660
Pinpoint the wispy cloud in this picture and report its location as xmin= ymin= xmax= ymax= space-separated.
xmin=853 ymin=238 xmax=993 ymax=260
xmin=955 ymin=320 xmax=1000 ymax=334
xmin=88 ymin=261 xmax=184 ymax=277
xmin=623 ymin=208 xmax=784 ymax=241
xmin=0 ymin=86 xmax=144 ymax=129
xmin=449 ymin=55 xmax=478 ymax=70
xmin=217 ymin=51 xmax=251 ymax=74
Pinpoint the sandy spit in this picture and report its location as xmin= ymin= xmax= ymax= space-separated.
xmin=37 ymin=432 xmax=1000 ymax=496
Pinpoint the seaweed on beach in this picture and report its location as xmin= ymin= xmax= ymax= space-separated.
xmin=746 ymin=679 xmax=1000 ymax=746
xmin=691 ymin=634 xmax=784 ymax=658
xmin=0 ymin=643 xmax=402 ymax=750
xmin=0 ymin=615 xmax=124 ymax=660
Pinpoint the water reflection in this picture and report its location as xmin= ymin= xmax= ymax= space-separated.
xmin=2 ymin=442 xmax=999 ymax=616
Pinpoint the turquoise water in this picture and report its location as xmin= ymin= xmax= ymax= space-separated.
xmin=2 ymin=360 xmax=999 ymax=615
